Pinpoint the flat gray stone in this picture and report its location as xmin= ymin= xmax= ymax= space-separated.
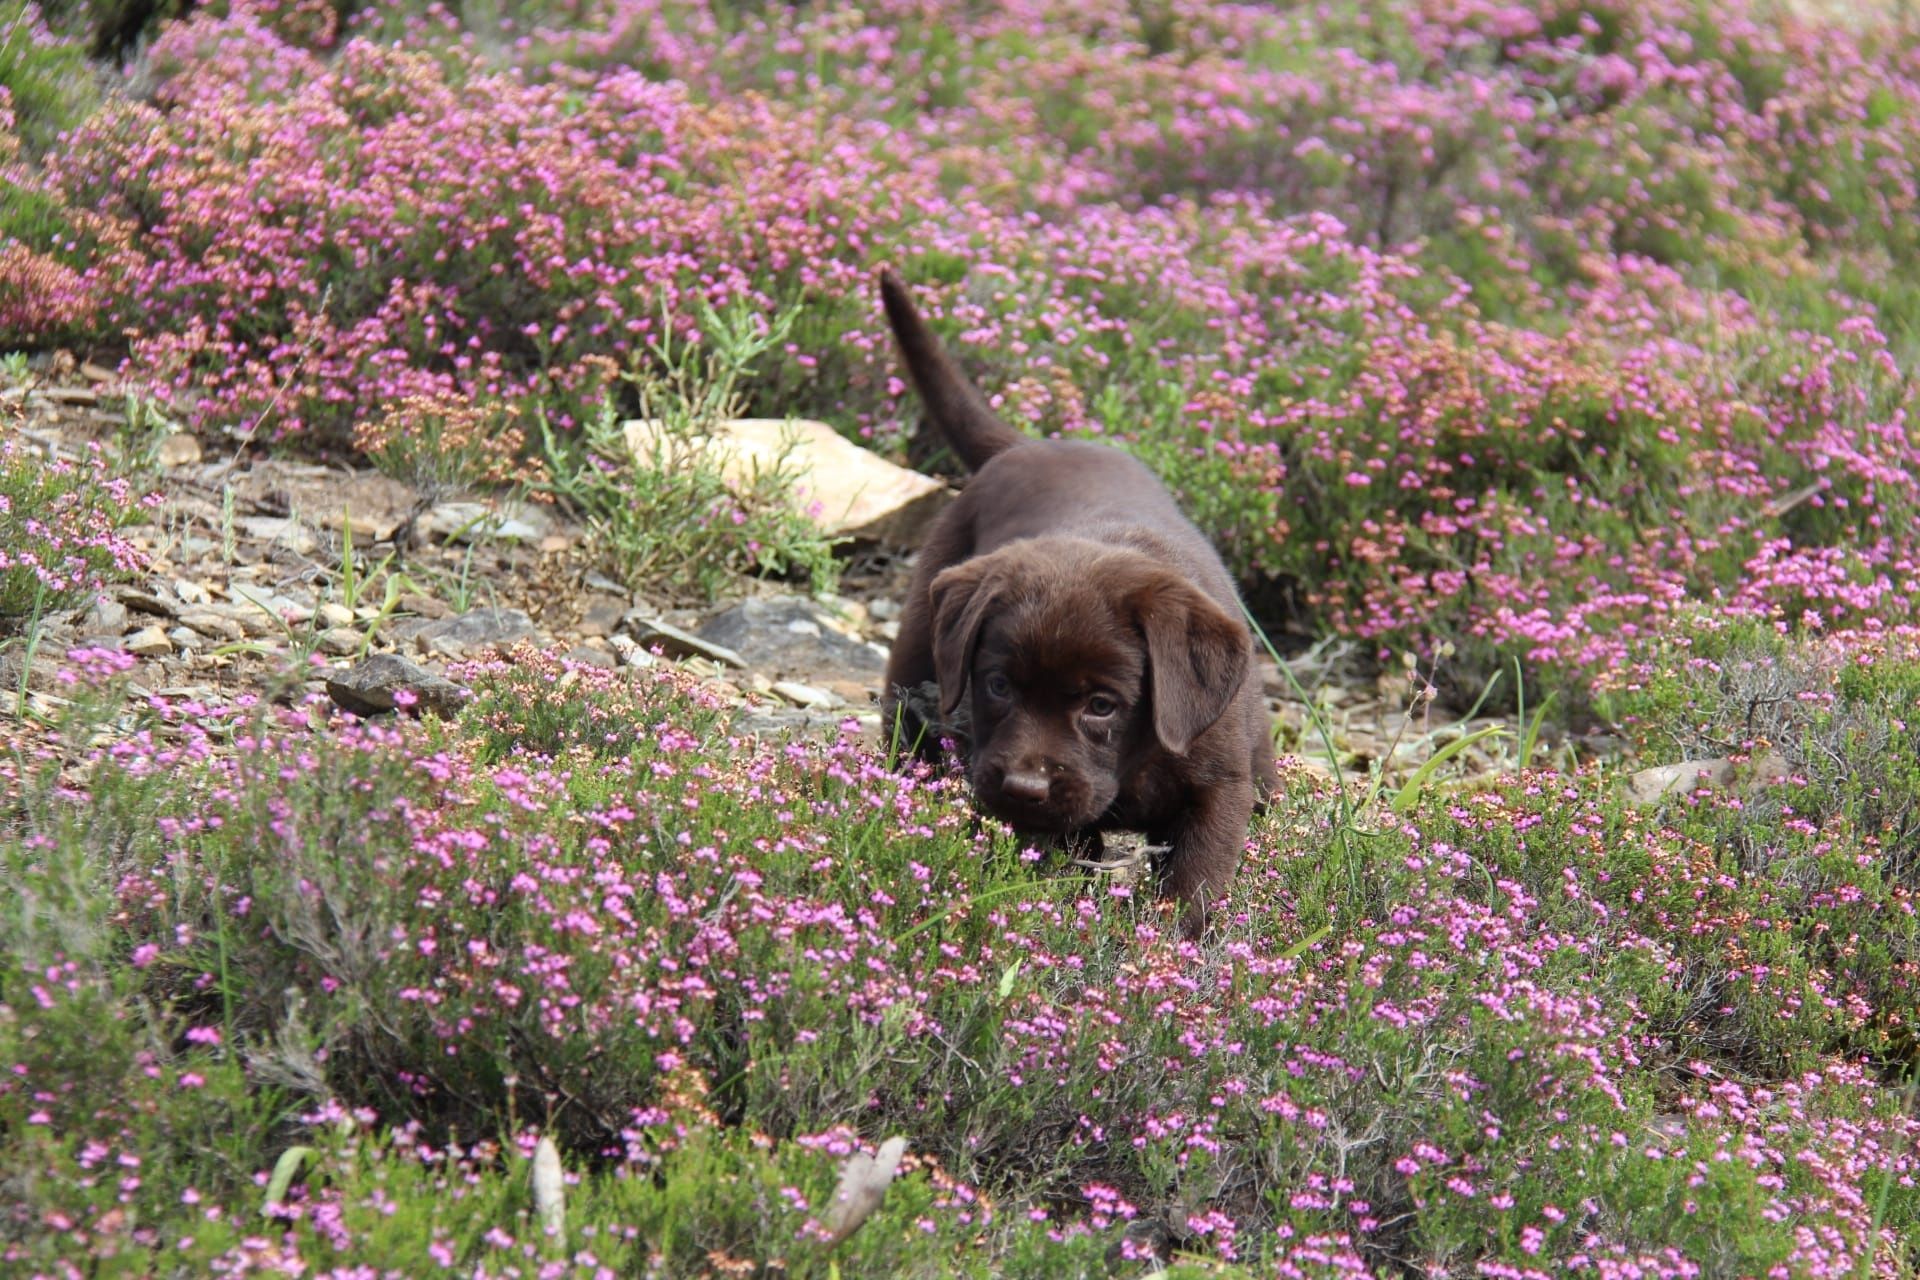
xmin=619 ymin=613 xmax=745 ymax=668
xmin=317 ymin=627 xmax=362 ymax=657
xmin=117 ymin=586 xmax=182 ymax=618
xmin=178 ymin=608 xmax=244 ymax=643
xmin=696 ymin=597 xmax=886 ymax=681
xmin=1625 ymin=752 xmax=1789 ymax=805
xmin=235 ymin=517 xmax=318 ymax=557
xmin=413 ymin=607 xmax=536 ymax=651
xmin=396 ymin=593 xmax=452 ymax=620
xmin=83 ymin=599 xmax=130 ymax=635
xmin=325 ymin=654 xmax=470 ymax=717
xmin=418 ymin=501 xmax=553 ymax=544
xmin=577 ymin=595 xmax=628 ymax=639
xmin=231 ymin=583 xmax=314 ymax=627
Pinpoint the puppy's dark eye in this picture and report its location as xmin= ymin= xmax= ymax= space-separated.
xmin=1085 ymin=693 xmax=1119 ymax=718
xmin=983 ymin=672 xmax=1012 ymax=700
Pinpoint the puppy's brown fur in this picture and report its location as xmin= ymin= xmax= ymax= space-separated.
xmin=878 ymin=271 xmax=1275 ymax=932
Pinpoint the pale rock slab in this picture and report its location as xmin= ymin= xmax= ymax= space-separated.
xmin=621 ymin=417 xmax=949 ymax=546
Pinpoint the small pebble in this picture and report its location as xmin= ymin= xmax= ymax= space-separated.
xmin=126 ymin=625 xmax=173 ymax=657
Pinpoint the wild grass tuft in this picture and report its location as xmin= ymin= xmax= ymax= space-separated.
xmin=539 ymin=299 xmax=841 ymax=603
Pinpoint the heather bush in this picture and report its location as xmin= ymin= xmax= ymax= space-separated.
xmin=1591 ymin=621 xmax=1920 ymax=1071
xmin=7 ymin=652 xmax=1920 ymax=1274
xmin=0 ymin=2 xmax=94 ymax=154
xmin=35 ymin=21 xmax=918 ymax=450
xmin=1221 ymin=299 xmax=1920 ymax=703
xmin=9 ymin=0 xmax=1919 ymax=696
xmin=0 ymin=431 xmax=152 ymax=621
xmin=0 ymin=666 xmax=290 ymax=1273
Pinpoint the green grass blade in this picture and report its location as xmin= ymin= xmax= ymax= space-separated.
xmin=1392 ymin=724 xmax=1506 ymax=814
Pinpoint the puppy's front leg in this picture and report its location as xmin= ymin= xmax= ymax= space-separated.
xmin=1157 ymin=777 xmax=1256 ymax=938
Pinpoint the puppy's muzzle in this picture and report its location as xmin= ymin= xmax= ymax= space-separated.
xmin=977 ymin=759 xmax=1097 ymax=831
xmin=997 ymin=768 xmax=1052 ymax=805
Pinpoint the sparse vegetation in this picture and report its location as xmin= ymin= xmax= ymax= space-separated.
xmin=537 ymin=300 xmax=842 ymax=602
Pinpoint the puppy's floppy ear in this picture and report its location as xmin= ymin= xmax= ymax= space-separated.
xmin=928 ymin=559 xmax=1000 ymax=718
xmin=1133 ymin=577 xmax=1249 ymax=756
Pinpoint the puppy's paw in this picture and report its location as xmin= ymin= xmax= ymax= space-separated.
xmin=1176 ymin=895 xmax=1214 ymax=943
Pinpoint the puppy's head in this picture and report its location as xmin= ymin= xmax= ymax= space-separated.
xmin=929 ymin=540 xmax=1249 ymax=832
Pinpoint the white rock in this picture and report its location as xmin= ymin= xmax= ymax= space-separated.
xmin=622 ymin=417 xmax=950 ymax=545
xmin=126 ymin=625 xmax=173 ymax=657
xmin=531 ymin=1135 xmax=566 ymax=1244
xmin=419 ymin=501 xmax=551 ymax=544
xmin=1625 ymin=752 xmax=1789 ymax=805
xmin=771 ymin=680 xmax=841 ymax=709
xmin=605 ymin=634 xmax=657 ymax=669
xmin=824 ymin=1136 xmax=909 ymax=1245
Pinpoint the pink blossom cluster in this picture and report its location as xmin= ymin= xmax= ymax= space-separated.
xmin=4 ymin=651 xmax=1899 ymax=1273
xmin=0 ymin=436 xmax=155 ymax=616
xmin=7 ymin=0 xmax=1920 ymax=683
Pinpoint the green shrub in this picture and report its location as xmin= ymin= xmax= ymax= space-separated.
xmin=0 ymin=1 xmax=95 ymax=154
xmin=0 ymin=431 xmax=151 ymax=622
xmin=1590 ymin=621 xmax=1920 ymax=1071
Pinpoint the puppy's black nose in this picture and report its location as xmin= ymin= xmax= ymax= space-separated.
xmin=999 ymin=769 xmax=1052 ymax=804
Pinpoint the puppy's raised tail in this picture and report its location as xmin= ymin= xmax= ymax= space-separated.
xmin=879 ymin=269 xmax=1023 ymax=472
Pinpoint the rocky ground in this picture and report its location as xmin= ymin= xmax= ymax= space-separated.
xmin=5 ymin=373 xmax=1549 ymax=790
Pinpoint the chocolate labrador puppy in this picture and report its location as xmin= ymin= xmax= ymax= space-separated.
xmin=878 ymin=270 xmax=1275 ymax=931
